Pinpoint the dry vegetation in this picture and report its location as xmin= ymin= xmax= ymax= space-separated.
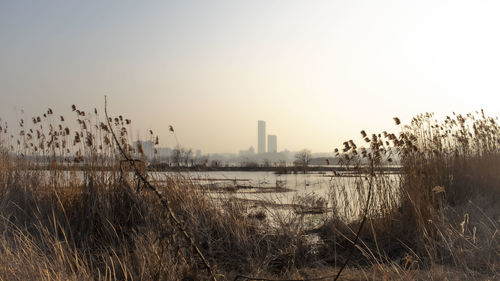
xmin=0 ymin=106 xmax=499 ymax=280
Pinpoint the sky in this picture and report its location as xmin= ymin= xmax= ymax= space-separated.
xmin=1 ymin=0 xmax=500 ymax=154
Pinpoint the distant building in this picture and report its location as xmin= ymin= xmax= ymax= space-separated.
xmin=195 ymin=149 xmax=202 ymax=157
xmin=239 ymin=146 xmax=255 ymax=157
xmin=133 ymin=140 xmax=155 ymax=160
xmin=157 ymin=147 xmax=173 ymax=160
xmin=267 ymin=135 xmax=277 ymax=153
xmin=258 ymin=120 xmax=266 ymax=154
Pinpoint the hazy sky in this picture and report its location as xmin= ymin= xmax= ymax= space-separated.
xmin=2 ymin=1 xmax=500 ymax=153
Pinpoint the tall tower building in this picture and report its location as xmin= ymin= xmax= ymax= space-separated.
xmin=268 ymin=135 xmax=277 ymax=153
xmin=258 ymin=120 xmax=266 ymax=154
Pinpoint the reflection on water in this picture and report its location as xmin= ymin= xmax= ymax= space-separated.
xmin=152 ymin=171 xmax=401 ymax=223
xmin=37 ymin=169 xmax=401 ymax=224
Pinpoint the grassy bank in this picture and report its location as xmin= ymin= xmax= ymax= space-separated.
xmin=0 ymin=107 xmax=499 ymax=280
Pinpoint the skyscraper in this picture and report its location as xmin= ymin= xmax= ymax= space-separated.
xmin=268 ymin=135 xmax=277 ymax=153
xmin=258 ymin=120 xmax=266 ymax=154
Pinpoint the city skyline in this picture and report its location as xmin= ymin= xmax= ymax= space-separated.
xmin=134 ymin=120 xmax=285 ymax=156
xmin=257 ymin=120 xmax=279 ymax=154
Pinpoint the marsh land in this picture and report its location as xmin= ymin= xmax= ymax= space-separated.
xmin=0 ymin=107 xmax=499 ymax=280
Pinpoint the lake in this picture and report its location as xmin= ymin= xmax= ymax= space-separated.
xmin=151 ymin=170 xmax=401 ymax=224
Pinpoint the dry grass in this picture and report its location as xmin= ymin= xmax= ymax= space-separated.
xmin=0 ymin=106 xmax=499 ymax=280
xmin=320 ymin=111 xmax=500 ymax=279
xmin=0 ymin=106 xmax=321 ymax=280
